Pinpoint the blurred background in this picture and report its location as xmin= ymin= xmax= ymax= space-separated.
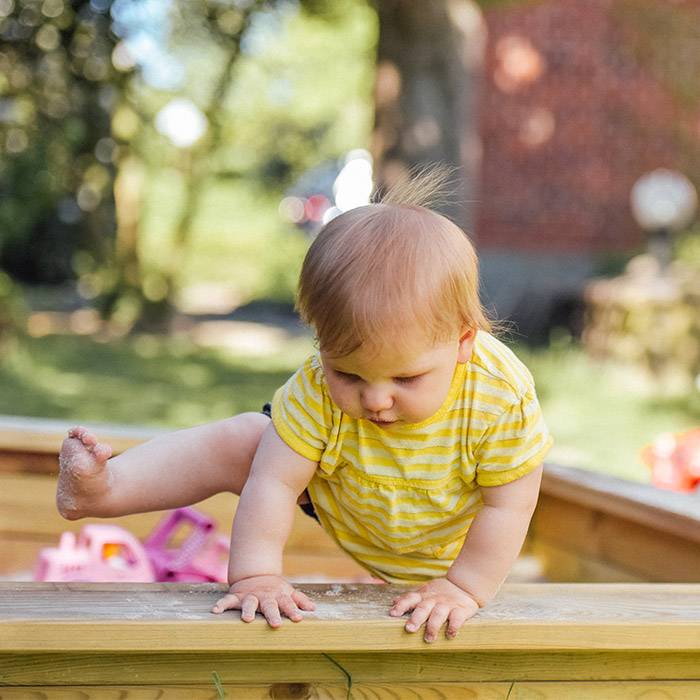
xmin=1 ymin=0 xmax=699 ymax=486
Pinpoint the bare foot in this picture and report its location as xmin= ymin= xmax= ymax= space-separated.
xmin=56 ymin=426 xmax=114 ymax=520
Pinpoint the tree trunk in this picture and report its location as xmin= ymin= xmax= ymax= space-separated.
xmin=371 ymin=0 xmax=485 ymax=231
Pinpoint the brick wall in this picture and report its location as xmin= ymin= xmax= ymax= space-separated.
xmin=476 ymin=0 xmax=700 ymax=255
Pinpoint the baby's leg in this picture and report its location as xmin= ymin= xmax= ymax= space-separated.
xmin=57 ymin=412 xmax=269 ymax=519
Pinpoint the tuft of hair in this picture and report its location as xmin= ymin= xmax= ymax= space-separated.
xmin=297 ymin=163 xmax=498 ymax=357
xmin=374 ymin=163 xmax=460 ymax=212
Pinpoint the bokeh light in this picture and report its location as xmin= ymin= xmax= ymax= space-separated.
xmin=155 ymin=98 xmax=207 ymax=149
xmin=278 ymin=196 xmax=306 ymax=224
xmin=333 ymin=149 xmax=373 ymax=212
xmin=631 ymin=169 xmax=698 ymax=232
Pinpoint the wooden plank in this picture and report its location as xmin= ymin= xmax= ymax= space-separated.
xmin=531 ymin=495 xmax=601 ymax=556
xmin=0 ymin=450 xmax=57 ymax=474
xmin=0 ymin=415 xmax=162 ymax=456
xmin=532 ymin=494 xmax=700 ymax=582
xmin=0 ymin=473 xmax=237 ymax=539
xmin=597 ymin=517 xmax=700 ymax=582
xmin=0 ymin=473 xmax=352 ymax=556
xmin=1 ymin=681 xmax=699 ymax=698
xmin=531 ymin=540 xmax=643 ymax=583
xmin=0 ymin=535 xmax=52 ymax=577
xmin=541 ymin=464 xmax=700 ymax=544
xmin=0 ymin=684 xmax=516 ymax=699
xmin=1 ymin=583 xmax=699 ymax=652
xmin=1 ymin=683 xmax=698 ymax=699
xmin=511 ymin=681 xmax=700 ymax=699
xmin=0 ymin=689 xmax=250 ymax=699
xmin=2 ymin=651 xmax=700 ymax=685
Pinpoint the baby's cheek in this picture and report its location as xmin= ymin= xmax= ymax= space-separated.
xmin=402 ymin=398 xmax=431 ymax=422
xmin=328 ymin=384 xmax=358 ymax=417
xmin=410 ymin=387 xmax=446 ymax=420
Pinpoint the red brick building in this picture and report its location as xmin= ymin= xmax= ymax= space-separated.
xmin=474 ymin=0 xmax=700 ymax=340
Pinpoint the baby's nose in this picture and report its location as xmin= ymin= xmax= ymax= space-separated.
xmin=360 ymin=387 xmax=394 ymax=412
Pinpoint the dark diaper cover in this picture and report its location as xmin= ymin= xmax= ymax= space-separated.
xmin=261 ymin=403 xmax=319 ymax=523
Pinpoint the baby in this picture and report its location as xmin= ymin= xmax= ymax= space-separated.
xmin=57 ymin=171 xmax=552 ymax=643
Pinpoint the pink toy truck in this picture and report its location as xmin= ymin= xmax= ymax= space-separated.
xmin=34 ymin=524 xmax=155 ymax=582
xmin=143 ymin=507 xmax=229 ymax=582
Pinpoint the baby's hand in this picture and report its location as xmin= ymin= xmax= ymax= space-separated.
xmin=211 ymin=575 xmax=315 ymax=628
xmin=389 ymin=577 xmax=480 ymax=643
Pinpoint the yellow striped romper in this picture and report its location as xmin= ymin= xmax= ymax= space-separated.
xmin=271 ymin=331 xmax=553 ymax=584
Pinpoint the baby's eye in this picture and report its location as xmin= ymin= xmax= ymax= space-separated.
xmin=336 ymin=371 xmax=360 ymax=382
xmin=394 ymin=375 xmax=422 ymax=385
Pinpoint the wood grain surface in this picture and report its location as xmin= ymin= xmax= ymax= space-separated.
xmin=1 ymin=582 xmax=699 ymax=652
xmin=0 ymin=682 xmax=698 ymax=698
xmin=541 ymin=463 xmax=700 ymax=542
xmin=3 ymin=650 xmax=700 ymax=684
xmin=531 ymin=494 xmax=700 ymax=582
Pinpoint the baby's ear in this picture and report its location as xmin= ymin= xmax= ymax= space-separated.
xmin=457 ymin=327 xmax=476 ymax=362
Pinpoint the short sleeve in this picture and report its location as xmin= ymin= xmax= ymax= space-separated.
xmin=271 ymin=355 xmax=331 ymax=462
xmin=474 ymin=388 xmax=553 ymax=487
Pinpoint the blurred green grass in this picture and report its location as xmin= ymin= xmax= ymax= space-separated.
xmin=2 ymin=331 xmax=698 ymax=483
xmin=0 ymin=331 xmax=315 ymax=427
xmin=518 ymin=341 xmax=700 ymax=481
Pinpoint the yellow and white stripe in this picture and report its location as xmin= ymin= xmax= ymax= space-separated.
xmin=272 ymin=331 xmax=553 ymax=583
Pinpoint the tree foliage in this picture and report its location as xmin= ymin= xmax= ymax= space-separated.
xmin=0 ymin=0 xmax=376 ymax=328
xmin=0 ymin=0 xmax=126 ymax=284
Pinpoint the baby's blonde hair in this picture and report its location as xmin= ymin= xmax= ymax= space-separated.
xmin=296 ymin=166 xmax=494 ymax=357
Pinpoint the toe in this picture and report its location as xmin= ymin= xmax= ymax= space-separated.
xmin=59 ymin=437 xmax=102 ymax=476
xmin=59 ymin=437 xmax=85 ymax=466
xmin=71 ymin=426 xmax=97 ymax=447
xmin=92 ymin=442 xmax=112 ymax=463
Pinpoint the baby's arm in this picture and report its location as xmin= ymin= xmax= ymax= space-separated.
xmin=391 ymin=464 xmax=543 ymax=642
xmin=446 ymin=463 xmax=543 ymax=602
xmin=212 ymin=422 xmax=319 ymax=626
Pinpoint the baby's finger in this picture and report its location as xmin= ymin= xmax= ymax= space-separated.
xmin=260 ymin=599 xmax=283 ymax=628
xmin=390 ymin=591 xmax=421 ymax=616
xmin=424 ymin=604 xmax=450 ymax=643
xmin=240 ymin=594 xmax=259 ymax=623
xmin=211 ymin=592 xmax=241 ymax=614
xmin=405 ymin=601 xmax=434 ymax=633
xmin=291 ymin=589 xmax=316 ymax=611
xmin=446 ymin=607 xmax=474 ymax=639
xmin=278 ymin=595 xmax=303 ymax=622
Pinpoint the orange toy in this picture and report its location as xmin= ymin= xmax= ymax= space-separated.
xmin=641 ymin=428 xmax=700 ymax=492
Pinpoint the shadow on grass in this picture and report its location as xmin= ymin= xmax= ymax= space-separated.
xmin=0 ymin=333 xmax=310 ymax=427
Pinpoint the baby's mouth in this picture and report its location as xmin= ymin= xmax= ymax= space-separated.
xmin=368 ymin=417 xmax=396 ymax=426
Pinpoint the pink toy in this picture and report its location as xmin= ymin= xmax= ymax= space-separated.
xmin=34 ymin=524 xmax=155 ymax=582
xmin=641 ymin=428 xmax=700 ymax=492
xmin=143 ymin=507 xmax=229 ymax=582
